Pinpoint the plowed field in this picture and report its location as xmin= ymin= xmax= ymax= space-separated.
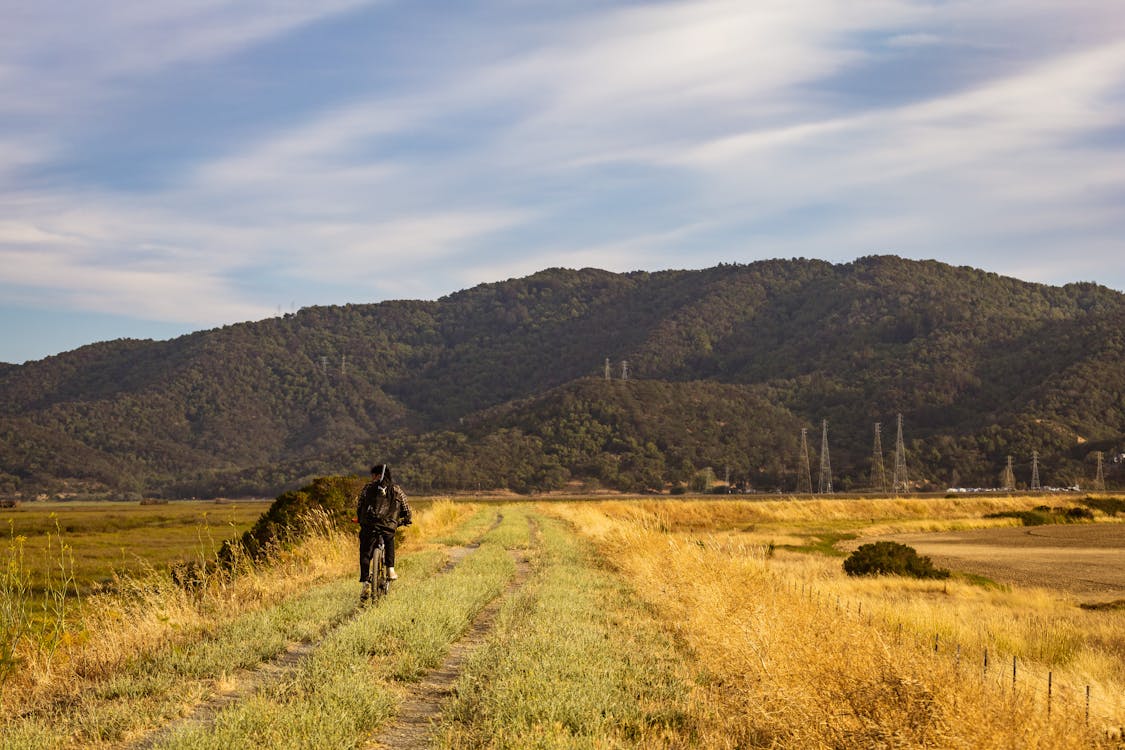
xmin=865 ymin=524 xmax=1125 ymax=599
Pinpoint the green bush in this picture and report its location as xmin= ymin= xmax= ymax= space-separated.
xmin=843 ymin=541 xmax=950 ymax=579
xmin=226 ymin=474 xmax=365 ymax=561
xmin=985 ymin=506 xmax=1095 ymax=526
xmin=1081 ymin=496 xmax=1125 ymax=516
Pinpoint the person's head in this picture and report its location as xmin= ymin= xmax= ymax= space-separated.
xmin=370 ymin=464 xmax=392 ymax=484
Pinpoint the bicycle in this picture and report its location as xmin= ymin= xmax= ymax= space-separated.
xmin=363 ymin=532 xmax=392 ymax=604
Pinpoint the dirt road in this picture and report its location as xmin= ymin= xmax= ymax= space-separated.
xmin=856 ymin=523 xmax=1125 ymax=600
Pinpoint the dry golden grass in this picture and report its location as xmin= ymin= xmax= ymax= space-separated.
xmin=549 ymin=498 xmax=1125 ymax=748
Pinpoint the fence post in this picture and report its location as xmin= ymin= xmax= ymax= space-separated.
xmin=1085 ymin=685 xmax=1090 ymax=726
xmin=934 ymin=633 xmax=939 ymax=654
xmin=983 ymin=648 xmax=988 ymax=679
xmin=1047 ymin=671 xmax=1052 ymax=718
xmin=1012 ymin=656 xmax=1017 ymax=691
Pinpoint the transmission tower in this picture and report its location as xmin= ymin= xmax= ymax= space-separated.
xmin=797 ymin=428 xmax=813 ymax=494
xmin=604 ymin=358 xmax=611 ymax=381
xmin=341 ymin=354 xmax=347 ymax=376
xmin=1030 ymin=450 xmax=1041 ymax=490
xmin=891 ymin=413 xmax=908 ymax=493
xmin=1094 ymin=451 xmax=1106 ymax=491
xmin=818 ymin=420 xmax=833 ymax=494
xmin=1001 ymin=455 xmax=1015 ymax=490
xmin=319 ymin=355 xmax=329 ymax=374
xmin=870 ymin=422 xmax=887 ymax=494
xmin=621 ymin=360 xmax=629 ymax=381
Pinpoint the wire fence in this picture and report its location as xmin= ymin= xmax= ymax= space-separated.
xmin=784 ymin=575 xmax=1125 ymax=745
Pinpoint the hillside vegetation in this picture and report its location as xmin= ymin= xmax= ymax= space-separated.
xmin=1 ymin=256 xmax=1123 ymax=496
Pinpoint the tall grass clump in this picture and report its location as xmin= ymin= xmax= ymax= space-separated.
xmin=1 ymin=530 xmax=31 ymax=700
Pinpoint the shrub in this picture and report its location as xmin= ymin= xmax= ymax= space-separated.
xmin=1081 ymin=496 xmax=1125 ymax=516
xmin=843 ymin=541 xmax=950 ymax=579
xmin=985 ymin=510 xmax=1054 ymax=526
xmin=985 ymin=506 xmax=1095 ymax=525
xmin=223 ymin=475 xmax=365 ymax=562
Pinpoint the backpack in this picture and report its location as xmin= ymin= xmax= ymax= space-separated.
xmin=361 ymin=483 xmax=398 ymax=528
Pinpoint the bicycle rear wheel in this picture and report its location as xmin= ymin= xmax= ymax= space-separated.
xmin=372 ymin=544 xmax=389 ymax=602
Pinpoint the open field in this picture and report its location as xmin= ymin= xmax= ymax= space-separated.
xmin=1 ymin=500 xmax=271 ymax=599
xmin=857 ymin=524 xmax=1125 ymax=599
xmin=3 ymin=492 xmax=1124 ymax=748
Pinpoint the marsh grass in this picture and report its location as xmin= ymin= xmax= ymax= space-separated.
xmin=550 ymin=500 xmax=1124 ymax=747
xmin=1 ymin=502 xmax=267 ymax=596
xmin=437 ymin=514 xmax=698 ymax=748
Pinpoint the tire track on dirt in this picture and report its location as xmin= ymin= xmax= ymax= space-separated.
xmin=126 ymin=513 xmax=504 ymax=750
xmin=364 ymin=516 xmax=539 ymax=750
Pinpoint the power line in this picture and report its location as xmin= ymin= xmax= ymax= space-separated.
xmin=818 ymin=420 xmax=833 ymax=494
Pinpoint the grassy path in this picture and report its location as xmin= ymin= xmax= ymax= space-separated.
xmin=364 ymin=519 xmax=537 ymax=749
xmin=435 ymin=512 xmax=699 ymax=748
xmin=146 ymin=509 xmax=531 ymax=749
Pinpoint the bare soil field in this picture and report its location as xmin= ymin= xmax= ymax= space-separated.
xmin=861 ymin=523 xmax=1125 ymax=600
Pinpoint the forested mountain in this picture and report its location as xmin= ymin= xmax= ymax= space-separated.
xmin=1 ymin=256 xmax=1122 ymax=497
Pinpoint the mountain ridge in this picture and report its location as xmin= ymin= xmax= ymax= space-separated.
xmin=1 ymin=256 xmax=1122 ymax=497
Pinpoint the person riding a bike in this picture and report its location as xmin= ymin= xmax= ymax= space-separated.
xmin=357 ymin=463 xmax=412 ymax=599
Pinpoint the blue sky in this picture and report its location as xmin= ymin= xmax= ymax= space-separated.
xmin=2 ymin=0 xmax=1124 ymax=364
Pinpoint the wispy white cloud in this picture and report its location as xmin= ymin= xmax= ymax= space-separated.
xmin=1 ymin=0 xmax=1124 ymax=361
xmin=0 ymin=0 xmax=378 ymax=115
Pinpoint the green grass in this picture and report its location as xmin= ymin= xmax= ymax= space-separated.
xmin=956 ymin=571 xmax=1008 ymax=590
xmin=436 ymin=514 xmax=697 ymax=748
xmin=433 ymin=506 xmax=501 ymax=546
xmin=778 ymin=531 xmax=856 ymax=557
xmin=2 ymin=501 xmax=268 ymax=593
xmin=480 ymin=505 xmax=534 ymax=550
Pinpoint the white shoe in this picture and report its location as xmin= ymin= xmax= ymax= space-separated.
xmin=388 ymin=567 xmax=398 ymax=581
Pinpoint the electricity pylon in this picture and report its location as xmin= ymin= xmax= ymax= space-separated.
xmin=871 ymin=422 xmax=887 ymax=494
xmin=892 ymin=413 xmax=908 ymax=493
xmin=797 ymin=428 xmax=813 ymax=494
xmin=818 ymin=420 xmax=833 ymax=494
xmin=1094 ymin=451 xmax=1105 ymax=491
xmin=1001 ymin=455 xmax=1015 ymax=490
xmin=1031 ymin=450 xmax=1041 ymax=490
